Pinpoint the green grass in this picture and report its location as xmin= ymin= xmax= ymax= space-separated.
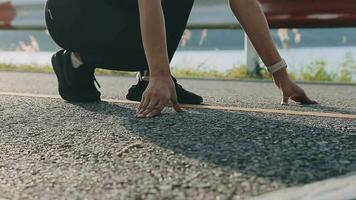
xmin=171 ymin=65 xmax=269 ymax=80
xmin=0 ymin=64 xmax=54 ymax=73
xmin=1 ymin=60 xmax=355 ymax=83
xmin=0 ymin=64 xmax=135 ymax=77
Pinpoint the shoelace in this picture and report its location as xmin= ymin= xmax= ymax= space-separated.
xmin=93 ymin=76 xmax=101 ymax=88
xmin=136 ymin=72 xmax=185 ymax=90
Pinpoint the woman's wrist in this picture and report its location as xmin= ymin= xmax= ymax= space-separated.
xmin=273 ymin=67 xmax=288 ymax=77
xmin=272 ymin=68 xmax=292 ymax=86
xmin=149 ymin=67 xmax=171 ymax=79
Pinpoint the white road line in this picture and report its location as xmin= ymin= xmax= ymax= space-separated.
xmin=1 ymin=91 xmax=356 ymax=120
xmin=251 ymin=173 xmax=356 ymax=200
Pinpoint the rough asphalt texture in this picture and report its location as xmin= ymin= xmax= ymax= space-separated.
xmin=1 ymin=72 xmax=356 ymax=199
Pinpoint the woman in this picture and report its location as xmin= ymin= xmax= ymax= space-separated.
xmin=45 ymin=0 xmax=317 ymax=118
xmin=45 ymin=0 xmax=203 ymax=105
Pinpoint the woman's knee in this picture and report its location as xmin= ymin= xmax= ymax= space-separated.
xmin=45 ymin=0 xmax=82 ymax=51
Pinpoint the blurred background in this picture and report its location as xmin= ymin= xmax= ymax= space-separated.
xmin=0 ymin=0 xmax=356 ymax=82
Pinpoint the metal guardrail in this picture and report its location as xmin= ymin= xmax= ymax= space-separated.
xmin=0 ymin=0 xmax=240 ymax=30
xmin=3 ymin=0 xmax=356 ymax=30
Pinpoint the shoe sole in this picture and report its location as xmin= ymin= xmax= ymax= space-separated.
xmin=126 ymin=87 xmax=203 ymax=104
xmin=51 ymin=51 xmax=100 ymax=102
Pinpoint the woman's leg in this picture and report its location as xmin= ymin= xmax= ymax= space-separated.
xmin=229 ymin=0 xmax=317 ymax=105
xmin=46 ymin=0 xmax=202 ymax=104
xmin=80 ymin=0 xmax=202 ymax=104
xmin=79 ymin=0 xmax=195 ymax=72
xmin=46 ymin=0 xmax=194 ymax=71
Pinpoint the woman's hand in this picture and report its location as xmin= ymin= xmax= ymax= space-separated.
xmin=137 ymin=0 xmax=182 ymax=118
xmin=136 ymin=76 xmax=183 ymax=118
xmin=273 ymin=69 xmax=318 ymax=105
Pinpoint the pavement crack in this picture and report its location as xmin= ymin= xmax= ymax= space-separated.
xmin=116 ymin=142 xmax=144 ymax=157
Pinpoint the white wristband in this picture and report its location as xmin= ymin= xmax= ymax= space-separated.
xmin=266 ymin=59 xmax=287 ymax=74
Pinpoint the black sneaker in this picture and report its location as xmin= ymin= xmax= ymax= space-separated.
xmin=126 ymin=75 xmax=203 ymax=104
xmin=51 ymin=50 xmax=101 ymax=102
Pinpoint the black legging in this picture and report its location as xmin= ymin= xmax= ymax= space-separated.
xmin=45 ymin=0 xmax=194 ymax=71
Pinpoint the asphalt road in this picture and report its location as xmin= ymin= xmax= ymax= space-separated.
xmin=1 ymin=71 xmax=356 ymax=114
xmin=1 ymin=72 xmax=356 ymax=200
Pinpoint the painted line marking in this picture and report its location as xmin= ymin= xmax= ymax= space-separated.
xmin=251 ymin=173 xmax=356 ymax=200
xmin=1 ymin=91 xmax=356 ymax=120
